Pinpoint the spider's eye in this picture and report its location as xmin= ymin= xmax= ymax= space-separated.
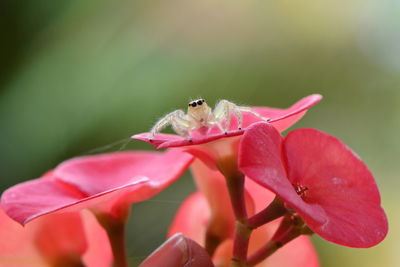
xmin=197 ymin=100 xmax=203 ymax=105
xmin=202 ymin=99 xmax=205 ymax=102
xmin=191 ymin=102 xmax=197 ymax=107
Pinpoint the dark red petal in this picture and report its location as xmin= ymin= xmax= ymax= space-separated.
xmin=132 ymin=94 xmax=322 ymax=149
xmin=284 ymin=128 xmax=388 ymax=247
xmin=239 ymin=122 xmax=388 ymax=248
xmin=238 ymin=123 xmax=321 ymax=222
xmin=139 ymin=234 xmax=214 ymax=267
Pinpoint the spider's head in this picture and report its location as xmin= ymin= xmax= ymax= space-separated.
xmin=188 ymin=99 xmax=209 ymax=116
xmin=188 ymin=99 xmax=206 ymax=109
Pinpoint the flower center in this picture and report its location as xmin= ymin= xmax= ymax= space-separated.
xmin=292 ymin=183 xmax=309 ymax=198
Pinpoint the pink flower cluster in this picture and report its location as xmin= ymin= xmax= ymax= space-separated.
xmin=0 ymin=95 xmax=387 ymax=267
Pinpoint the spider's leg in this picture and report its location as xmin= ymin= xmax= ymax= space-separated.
xmin=149 ymin=110 xmax=190 ymax=139
xmin=231 ymin=105 xmax=244 ymax=130
xmin=171 ymin=117 xmax=191 ymax=139
xmin=238 ymin=106 xmax=271 ymax=122
xmin=209 ymin=119 xmax=226 ymax=134
xmin=213 ymin=100 xmax=233 ymax=133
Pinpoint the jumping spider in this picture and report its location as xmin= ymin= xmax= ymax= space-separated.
xmin=149 ymin=99 xmax=270 ymax=140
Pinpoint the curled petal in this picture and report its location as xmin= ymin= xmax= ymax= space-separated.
xmin=133 ymin=130 xmax=244 ymax=150
xmin=1 ymin=150 xmax=193 ymax=224
xmin=132 ymin=94 xmax=322 ymax=149
xmin=2 ymin=178 xmax=93 ymax=225
xmin=260 ymin=94 xmax=322 ymax=132
xmin=54 ymin=151 xmax=192 ymax=197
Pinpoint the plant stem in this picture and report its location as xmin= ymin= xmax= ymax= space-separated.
xmin=247 ymin=215 xmax=307 ymax=266
xmin=247 ymin=240 xmax=283 ymax=266
xmin=217 ymin=156 xmax=250 ymax=267
xmin=226 ymin=172 xmax=251 ymax=266
xmin=219 ymin=158 xmax=247 ymax=222
xmin=216 ymin=156 xmax=293 ymax=267
xmin=247 ymin=196 xmax=287 ymax=229
xmin=205 ymin=223 xmax=223 ymax=256
xmin=96 ymin=213 xmax=129 ymax=267
xmin=231 ymin=221 xmax=251 ymax=267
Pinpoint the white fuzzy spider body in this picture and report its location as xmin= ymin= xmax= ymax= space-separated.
xmin=149 ymin=99 xmax=270 ymax=140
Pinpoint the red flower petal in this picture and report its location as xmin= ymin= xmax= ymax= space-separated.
xmin=238 ymin=123 xmax=323 ymax=223
xmin=54 ymin=150 xmax=193 ymax=210
xmin=168 ymin=192 xmax=209 ymax=245
xmin=80 ymin=210 xmax=113 ymax=267
xmin=0 ymin=207 xmax=46 ymax=266
xmin=253 ymin=94 xmax=323 ymax=132
xmin=188 ymin=160 xmax=236 ymax=240
xmin=284 ymin=128 xmax=388 ymax=247
xmin=2 ymin=178 xmax=92 ymax=225
xmin=0 ymin=208 xmax=112 ymax=267
xmin=239 ymin=122 xmax=388 ymax=247
xmin=1 ymin=150 xmax=193 ymax=224
xmin=132 ymin=94 xmax=322 ymax=149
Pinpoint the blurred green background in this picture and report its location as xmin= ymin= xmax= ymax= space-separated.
xmin=0 ymin=0 xmax=398 ymax=266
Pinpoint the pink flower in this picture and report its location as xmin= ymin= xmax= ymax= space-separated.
xmin=239 ymin=122 xmax=388 ymax=248
xmin=168 ymin=178 xmax=319 ymax=266
xmin=1 ymin=150 xmax=193 ymax=225
xmin=133 ymin=95 xmax=322 ymax=257
xmin=0 ymin=207 xmax=112 ymax=267
xmin=133 ymin=94 xmax=322 ymax=152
